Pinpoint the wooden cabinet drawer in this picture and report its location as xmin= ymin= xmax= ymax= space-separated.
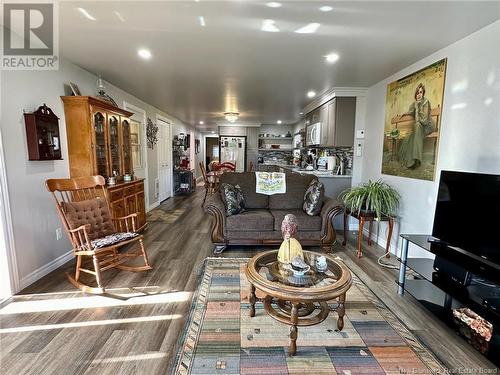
xmin=135 ymin=181 xmax=144 ymax=193
xmin=124 ymin=185 xmax=135 ymax=197
xmin=108 ymin=189 xmax=123 ymax=202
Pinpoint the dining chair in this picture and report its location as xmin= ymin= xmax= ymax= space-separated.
xmin=217 ymin=162 xmax=236 ymax=172
xmin=199 ymin=161 xmax=217 ymax=207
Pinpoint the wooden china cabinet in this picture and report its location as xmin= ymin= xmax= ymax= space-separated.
xmin=61 ymin=96 xmax=147 ymax=231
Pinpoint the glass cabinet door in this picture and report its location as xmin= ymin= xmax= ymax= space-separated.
xmin=122 ymin=119 xmax=132 ymax=175
xmin=93 ymin=112 xmax=109 ymax=177
xmin=108 ymin=115 xmax=121 ymax=176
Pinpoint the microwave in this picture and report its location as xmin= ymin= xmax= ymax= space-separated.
xmin=306 ymin=123 xmax=321 ymax=145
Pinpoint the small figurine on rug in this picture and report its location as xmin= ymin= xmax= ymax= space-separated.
xmin=277 ymin=214 xmax=303 ymax=264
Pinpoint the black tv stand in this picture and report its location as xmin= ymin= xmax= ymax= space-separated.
xmin=397 ymin=234 xmax=500 ymax=365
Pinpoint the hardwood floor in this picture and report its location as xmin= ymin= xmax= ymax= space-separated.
xmin=0 ymin=187 xmax=495 ymax=374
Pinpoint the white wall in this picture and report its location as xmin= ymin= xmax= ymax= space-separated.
xmin=361 ymin=20 xmax=500 ymax=256
xmin=0 ymin=57 xmax=198 ymax=290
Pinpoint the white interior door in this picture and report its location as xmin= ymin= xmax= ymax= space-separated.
xmin=157 ymin=118 xmax=172 ymax=202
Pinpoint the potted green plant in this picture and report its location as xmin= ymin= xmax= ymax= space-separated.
xmin=340 ymin=180 xmax=401 ymax=220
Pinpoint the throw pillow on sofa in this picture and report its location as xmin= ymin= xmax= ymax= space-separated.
xmin=220 ymin=183 xmax=245 ymax=216
xmin=303 ymin=179 xmax=324 ymax=216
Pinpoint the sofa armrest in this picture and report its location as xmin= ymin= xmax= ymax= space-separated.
xmin=204 ymin=193 xmax=226 ymax=244
xmin=320 ymin=197 xmax=344 ymax=241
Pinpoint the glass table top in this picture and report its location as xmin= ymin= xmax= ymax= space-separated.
xmin=253 ymin=250 xmax=342 ymax=288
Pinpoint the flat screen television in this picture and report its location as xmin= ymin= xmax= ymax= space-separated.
xmin=432 ymin=170 xmax=500 ymax=265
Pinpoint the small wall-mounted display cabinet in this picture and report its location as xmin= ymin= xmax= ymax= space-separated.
xmin=24 ymin=104 xmax=62 ymax=161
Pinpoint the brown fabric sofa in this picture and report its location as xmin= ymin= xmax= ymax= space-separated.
xmin=204 ymin=172 xmax=343 ymax=253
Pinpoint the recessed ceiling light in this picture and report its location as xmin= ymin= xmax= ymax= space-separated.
xmin=299 ymin=112 xmax=304 ymax=115
xmin=266 ymin=2 xmax=282 ymax=8
xmin=295 ymin=23 xmax=320 ymax=34
xmin=211 ymin=131 xmax=215 ymax=134
xmin=277 ymin=120 xmax=282 ymax=124
xmin=199 ymin=121 xmax=204 ymax=125
xmin=307 ymin=91 xmax=316 ymax=98
xmin=319 ymin=6 xmax=333 ymax=12
xmin=325 ymin=53 xmax=339 ymax=63
xmin=77 ymin=7 xmax=96 ymax=21
xmin=137 ymin=48 xmax=152 ymax=60
xmin=261 ymin=19 xmax=280 ymax=33
xmin=198 ymin=16 xmax=206 ymax=27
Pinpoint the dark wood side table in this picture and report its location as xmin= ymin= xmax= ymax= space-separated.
xmin=342 ymin=210 xmax=394 ymax=258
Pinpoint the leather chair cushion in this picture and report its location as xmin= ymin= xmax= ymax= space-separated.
xmin=62 ymin=198 xmax=115 ymax=240
xmin=226 ymin=209 xmax=274 ymax=232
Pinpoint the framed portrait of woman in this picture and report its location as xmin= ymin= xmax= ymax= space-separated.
xmin=381 ymin=59 xmax=447 ymax=181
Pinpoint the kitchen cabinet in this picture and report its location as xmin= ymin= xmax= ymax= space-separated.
xmin=306 ymin=97 xmax=356 ymax=147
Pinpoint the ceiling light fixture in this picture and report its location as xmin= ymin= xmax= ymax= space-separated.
xmin=319 ymin=6 xmax=333 ymax=12
xmin=198 ymin=16 xmax=206 ymax=27
xmin=77 ymin=7 xmax=96 ymax=21
xmin=266 ymin=2 xmax=282 ymax=8
xmin=261 ymin=19 xmax=280 ymax=33
xmin=199 ymin=121 xmax=204 ymax=125
xmin=295 ymin=23 xmax=320 ymax=34
xmin=325 ymin=53 xmax=339 ymax=63
xmin=211 ymin=131 xmax=215 ymax=134
xmin=224 ymin=112 xmax=239 ymax=123
xmin=137 ymin=48 xmax=152 ymax=60
xmin=277 ymin=120 xmax=282 ymax=124
xmin=307 ymin=91 xmax=316 ymax=98
xmin=299 ymin=112 xmax=304 ymax=115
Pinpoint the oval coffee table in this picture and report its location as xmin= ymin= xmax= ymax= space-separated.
xmin=245 ymin=250 xmax=352 ymax=356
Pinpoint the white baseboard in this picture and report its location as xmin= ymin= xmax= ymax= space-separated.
xmin=19 ymin=249 xmax=73 ymax=290
xmin=148 ymin=201 xmax=160 ymax=212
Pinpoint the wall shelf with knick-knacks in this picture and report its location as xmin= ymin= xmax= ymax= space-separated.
xmin=24 ymin=104 xmax=62 ymax=161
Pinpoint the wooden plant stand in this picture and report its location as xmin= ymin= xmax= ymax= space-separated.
xmin=342 ymin=210 xmax=394 ymax=258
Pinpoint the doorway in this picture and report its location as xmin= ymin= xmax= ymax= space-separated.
xmin=205 ymin=136 xmax=219 ymax=171
xmin=157 ymin=116 xmax=172 ymax=202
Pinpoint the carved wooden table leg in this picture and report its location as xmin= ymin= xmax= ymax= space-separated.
xmin=289 ymin=302 xmax=299 ymax=356
xmin=342 ymin=210 xmax=348 ymax=246
xmin=357 ymin=216 xmax=365 ymax=258
xmin=368 ymin=218 xmax=373 ymax=246
xmin=249 ymin=284 xmax=256 ymax=317
xmin=385 ymin=217 xmax=394 ymax=258
xmin=337 ymin=293 xmax=346 ymax=330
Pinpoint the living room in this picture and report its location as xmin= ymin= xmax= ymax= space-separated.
xmin=1 ymin=1 xmax=499 ymax=374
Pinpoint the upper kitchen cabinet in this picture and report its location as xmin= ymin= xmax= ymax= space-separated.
xmin=329 ymin=97 xmax=356 ymax=147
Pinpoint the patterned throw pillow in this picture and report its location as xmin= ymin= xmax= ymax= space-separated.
xmin=303 ymin=179 xmax=324 ymax=216
xmin=220 ymin=183 xmax=245 ymax=216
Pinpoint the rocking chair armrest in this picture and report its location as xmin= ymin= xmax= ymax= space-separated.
xmin=113 ymin=213 xmax=138 ymax=232
xmin=68 ymin=224 xmax=91 ymax=233
xmin=68 ymin=224 xmax=93 ymax=250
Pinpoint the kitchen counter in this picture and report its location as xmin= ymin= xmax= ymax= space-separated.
xmin=279 ymin=165 xmax=352 ymax=179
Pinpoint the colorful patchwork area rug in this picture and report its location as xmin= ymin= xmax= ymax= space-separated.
xmin=172 ymin=258 xmax=445 ymax=374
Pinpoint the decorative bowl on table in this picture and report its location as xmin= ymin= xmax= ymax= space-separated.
xmin=290 ymin=256 xmax=310 ymax=277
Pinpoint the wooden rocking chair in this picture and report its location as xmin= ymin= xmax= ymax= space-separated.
xmin=46 ymin=175 xmax=152 ymax=293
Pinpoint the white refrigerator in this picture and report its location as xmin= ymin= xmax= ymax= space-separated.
xmin=219 ymin=136 xmax=246 ymax=172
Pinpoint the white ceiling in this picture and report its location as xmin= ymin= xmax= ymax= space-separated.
xmin=59 ymin=1 xmax=500 ymax=131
